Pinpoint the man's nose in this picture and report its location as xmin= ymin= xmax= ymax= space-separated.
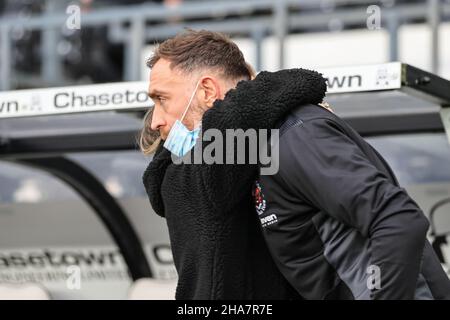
xmin=150 ymin=107 xmax=165 ymax=131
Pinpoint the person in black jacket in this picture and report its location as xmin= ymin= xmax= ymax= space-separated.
xmin=255 ymin=104 xmax=450 ymax=300
xmin=140 ymin=29 xmax=315 ymax=299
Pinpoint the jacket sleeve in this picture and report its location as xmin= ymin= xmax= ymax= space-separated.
xmin=277 ymin=118 xmax=429 ymax=300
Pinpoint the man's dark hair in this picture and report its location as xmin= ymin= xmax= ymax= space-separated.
xmin=146 ymin=29 xmax=254 ymax=80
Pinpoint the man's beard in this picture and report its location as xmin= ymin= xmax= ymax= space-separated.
xmin=185 ymin=102 xmax=208 ymax=128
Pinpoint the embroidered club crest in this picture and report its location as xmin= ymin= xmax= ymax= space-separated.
xmin=253 ymin=181 xmax=266 ymax=216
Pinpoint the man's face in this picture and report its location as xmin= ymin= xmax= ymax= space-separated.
xmin=147 ymin=59 xmax=199 ymax=140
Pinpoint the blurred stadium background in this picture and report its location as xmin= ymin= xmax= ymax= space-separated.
xmin=0 ymin=0 xmax=449 ymax=90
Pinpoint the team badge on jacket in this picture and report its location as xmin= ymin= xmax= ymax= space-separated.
xmin=253 ymin=181 xmax=266 ymax=216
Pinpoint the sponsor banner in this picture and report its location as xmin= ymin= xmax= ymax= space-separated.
xmin=0 ymin=81 xmax=151 ymax=118
xmin=0 ymin=244 xmax=176 ymax=295
xmin=319 ymin=62 xmax=402 ymax=94
xmin=144 ymin=244 xmax=178 ymax=280
xmin=0 ymin=63 xmax=402 ymax=119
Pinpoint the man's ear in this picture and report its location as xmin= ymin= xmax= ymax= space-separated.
xmin=200 ymin=77 xmax=221 ymax=108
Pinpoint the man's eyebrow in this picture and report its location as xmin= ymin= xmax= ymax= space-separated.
xmin=148 ymin=89 xmax=168 ymax=99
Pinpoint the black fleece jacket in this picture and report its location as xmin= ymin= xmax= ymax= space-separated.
xmin=142 ymin=68 xmax=326 ymax=299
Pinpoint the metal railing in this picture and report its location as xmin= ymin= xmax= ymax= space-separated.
xmin=0 ymin=0 xmax=449 ymax=91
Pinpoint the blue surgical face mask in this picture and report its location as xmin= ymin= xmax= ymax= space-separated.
xmin=163 ymin=80 xmax=201 ymax=157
